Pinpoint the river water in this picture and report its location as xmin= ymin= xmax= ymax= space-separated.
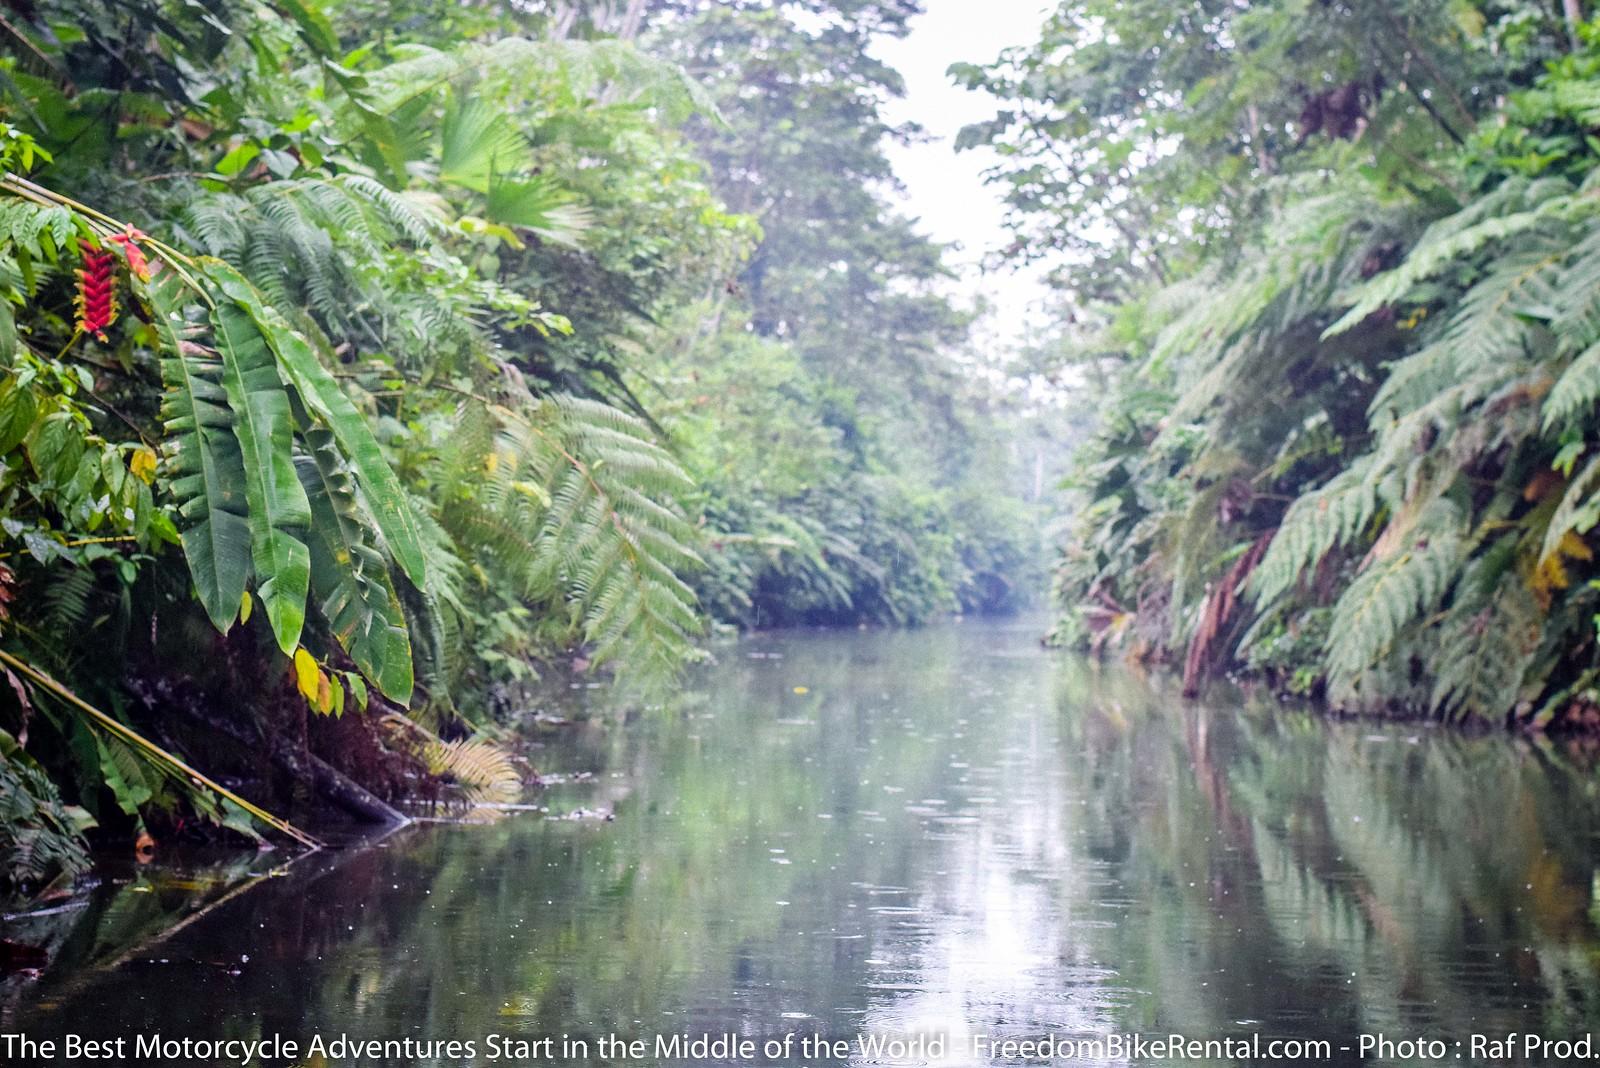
xmin=6 ymin=619 xmax=1600 ymax=1065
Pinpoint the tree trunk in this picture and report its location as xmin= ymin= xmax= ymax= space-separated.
xmin=275 ymin=746 xmax=410 ymax=827
xmin=1566 ymin=0 xmax=1585 ymax=51
xmin=550 ymin=2 xmax=579 ymax=42
xmin=616 ymin=0 xmax=648 ymax=41
xmin=147 ymin=689 xmax=409 ymax=827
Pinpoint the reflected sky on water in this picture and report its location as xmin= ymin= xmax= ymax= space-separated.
xmin=7 ymin=619 xmax=1600 ymax=1065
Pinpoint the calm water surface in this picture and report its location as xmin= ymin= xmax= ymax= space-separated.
xmin=7 ymin=620 xmax=1600 ymax=1065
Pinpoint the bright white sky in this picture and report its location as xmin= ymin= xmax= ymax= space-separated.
xmin=874 ymin=0 xmax=1055 ymax=348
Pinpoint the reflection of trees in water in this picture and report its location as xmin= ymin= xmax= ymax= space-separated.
xmin=0 ymin=851 xmax=266 ymax=1026
xmin=14 ymin=627 xmax=1011 ymax=1053
xmin=13 ymin=632 xmax=1600 ymax=1061
xmin=1052 ymin=658 xmax=1600 ymax=1044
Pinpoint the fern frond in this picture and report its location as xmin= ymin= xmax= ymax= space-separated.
xmin=40 ymin=566 xmax=93 ymax=635
xmin=1538 ymin=454 xmax=1600 ymax=567
xmin=381 ymin=713 xmax=520 ymax=805
xmin=337 ymin=174 xmax=445 ymax=244
xmin=177 ymin=175 xmax=443 ymax=346
xmin=400 ymin=495 xmax=469 ymax=700
xmin=0 ymin=732 xmax=90 ymax=889
xmin=430 ymin=736 xmax=521 ymax=805
xmin=1250 ymin=457 xmax=1378 ymax=606
xmin=1325 ymin=498 xmax=1464 ymax=685
xmin=1327 ymin=178 xmax=1574 ymax=336
xmin=1549 ymin=221 xmax=1600 ymax=349
xmin=1429 ymin=550 xmax=1540 ymax=722
xmin=1544 ymin=339 xmax=1600 ymax=428
xmin=1364 ymin=238 xmax=1567 ymax=480
xmin=438 ymin=391 xmax=703 ymax=684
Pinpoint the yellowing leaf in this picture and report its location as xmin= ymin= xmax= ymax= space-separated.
xmin=1532 ymin=532 xmax=1593 ymax=601
xmin=129 ymin=445 xmax=158 ymax=484
xmin=239 ymin=590 xmax=253 ymax=624
xmin=510 ymin=479 xmax=551 ymax=506
xmin=1450 ymin=0 xmax=1486 ymax=38
xmin=293 ymin=648 xmax=319 ymax=701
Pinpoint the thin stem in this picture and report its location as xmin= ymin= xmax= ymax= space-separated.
xmin=0 ymin=649 xmax=322 ymax=849
xmin=0 ymin=535 xmax=137 ymax=561
xmin=52 ymin=327 xmax=83 ymax=362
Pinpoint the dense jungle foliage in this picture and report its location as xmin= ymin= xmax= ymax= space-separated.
xmin=963 ymin=0 xmax=1600 ymax=729
xmin=0 ymin=0 xmax=1045 ymax=890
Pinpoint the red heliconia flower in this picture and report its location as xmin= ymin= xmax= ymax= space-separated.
xmin=75 ymin=240 xmax=119 ymax=341
xmin=107 ymin=226 xmax=152 ymax=282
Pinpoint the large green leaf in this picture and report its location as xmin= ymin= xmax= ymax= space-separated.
xmin=295 ymin=427 xmax=414 ymax=704
xmin=0 ymin=374 xmax=36 ymax=454
xmin=0 ymin=296 xmax=16 ymax=369
xmin=212 ymin=300 xmax=313 ymax=654
xmin=141 ymin=269 xmax=250 ymax=633
xmin=439 ymin=97 xmax=532 ymax=193
xmin=202 ymin=261 xmax=429 ymax=591
xmin=272 ymin=0 xmax=339 ymax=56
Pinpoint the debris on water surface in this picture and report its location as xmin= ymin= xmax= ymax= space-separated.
xmin=536 ymin=770 xmax=595 ymax=786
xmin=553 ymin=807 xmax=614 ymax=821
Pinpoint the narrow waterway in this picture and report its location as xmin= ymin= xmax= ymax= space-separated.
xmin=7 ymin=620 xmax=1600 ymax=1065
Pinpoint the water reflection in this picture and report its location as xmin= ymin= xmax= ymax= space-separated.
xmin=6 ymin=620 xmax=1600 ymax=1065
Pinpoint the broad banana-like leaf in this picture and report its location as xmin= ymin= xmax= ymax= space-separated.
xmin=141 ymin=269 xmax=250 ymax=632
xmin=296 ymin=427 xmax=414 ymax=704
xmin=212 ymin=300 xmax=313 ymax=655
xmin=203 ymin=261 xmax=428 ymax=590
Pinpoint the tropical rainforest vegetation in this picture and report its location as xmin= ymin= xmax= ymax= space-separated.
xmin=0 ymin=0 xmax=1045 ymax=890
xmin=966 ymin=0 xmax=1600 ymax=729
xmin=21 ymin=0 xmax=1600 ymax=904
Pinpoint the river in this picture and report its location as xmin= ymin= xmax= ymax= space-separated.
xmin=5 ymin=619 xmax=1600 ymax=1065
